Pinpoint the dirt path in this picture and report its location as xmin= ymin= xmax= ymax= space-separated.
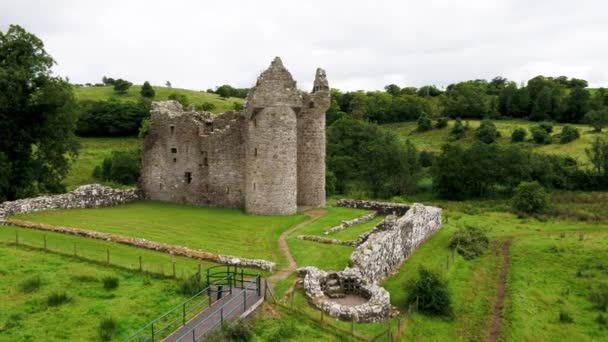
xmin=268 ymin=208 xmax=326 ymax=284
xmin=489 ymin=240 xmax=512 ymax=342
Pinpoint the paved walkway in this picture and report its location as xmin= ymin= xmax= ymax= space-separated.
xmin=164 ymin=287 xmax=262 ymax=342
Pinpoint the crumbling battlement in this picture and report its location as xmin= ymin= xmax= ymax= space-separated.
xmin=141 ymin=57 xmax=330 ymax=215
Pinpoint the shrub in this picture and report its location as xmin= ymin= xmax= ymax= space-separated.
xmin=168 ymin=93 xmax=189 ymax=107
xmin=512 ymin=181 xmax=549 ymax=214
xmin=559 ymin=310 xmax=574 ymax=323
xmin=102 ymin=276 xmax=120 ymax=290
xmin=98 ymin=317 xmax=117 ymax=341
xmin=511 ymin=128 xmax=527 ymax=142
xmin=201 ymin=102 xmax=216 ymax=111
xmin=475 ymin=120 xmax=500 ymax=144
xmin=93 ymin=149 xmax=141 ymax=185
xmin=179 ymin=274 xmax=204 ymax=296
xmin=223 ymin=319 xmax=253 ymax=341
xmin=138 ymin=118 xmax=150 ymax=139
xmin=233 ymin=102 xmax=244 ymax=111
xmin=113 ymin=79 xmax=132 ymax=94
xmin=585 ymin=109 xmax=608 ymax=132
xmin=530 ymin=126 xmax=552 ymax=144
xmin=76 ymin=99 xmax=150 ymax=136
xmin=590 ymin=284 xmax=608 ymax=312
xmin=268 ymin=321 xmax=298 ymax=342
xmin=597 ymin=313 xmax=608 ymax=327
xmin=559 ymin=125 xmax=580 ymax=144
xmin=449 ymin=118 xmax=466 ymax=140
xmin=20 ymin=275 xmax=41 ymax=293
xmin=449 ymin=226 xmax=490 ymax=260
xmin=419 ymin=151 xmax=436 ymax=168
xmin=539 ymin=122 xmax=554 ymax=133
xmin=47 ymin=292 xmax=70 ymax=307
xmin=140 ymin=81 xmax=155 ymax=98
xmin=417 ymin=114 xmax=432 ymax=132
xmin=435 ymin=117 xmax=449 ymax=129
xmin=406 ymin=267 xmax=452 ymax=316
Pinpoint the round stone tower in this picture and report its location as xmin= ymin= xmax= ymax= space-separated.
xmin=244 ymin=58 xmax=302 ymax=215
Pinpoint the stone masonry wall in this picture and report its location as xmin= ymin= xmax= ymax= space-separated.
xmin=336 ymin=199 xmax=410 ymax=216
xmin=350 ymin=203 xmax=442 ymax=284
xmin=0 ymin=184 xmax=140 ymax=219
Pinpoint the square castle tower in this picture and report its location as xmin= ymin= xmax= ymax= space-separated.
xmin=141 ymin=57 xmax=330 ymax=215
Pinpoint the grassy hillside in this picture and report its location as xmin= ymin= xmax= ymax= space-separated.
xmin=385 ymin=119 xmax=608 ymax=165
xmin=74 ymin=85 xmax=245 ymax=113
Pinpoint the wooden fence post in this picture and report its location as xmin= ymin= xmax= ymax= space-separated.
xmin=172 ymin=262 xmax=176 ymax=278
xmin=106 ymin=248 xmax=110 ymax=264
xmin=43 ymin=235 xmax=47 ymax=251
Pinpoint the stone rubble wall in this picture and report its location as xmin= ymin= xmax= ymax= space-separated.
xmin=336 ymin=199 xmax=410 ymax=216
xmin=350 ymin=203 xmax=442 ymax=284
xmin=296 ymin=235 xmax=357 ymax=246
xmin=0 ymin=184 xmax=140 ymax=220
xmin=323 ymin=211 xmax=377 ymax=235
xmin=4 ymin=219 xmax=275 ymax=271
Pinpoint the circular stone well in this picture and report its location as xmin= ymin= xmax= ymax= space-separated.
xmin=297 ymin=266 xmax=392 ymax=323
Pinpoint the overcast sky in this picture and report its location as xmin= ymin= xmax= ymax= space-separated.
xmin=1 ymin=0 xmax=606 ymax=91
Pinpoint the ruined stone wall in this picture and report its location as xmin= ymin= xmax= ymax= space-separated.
xmin=0 ymin=184 xmax=140 ymax=219
xmin=350 ymin=203 xmax=442 ymax=283
xmin=336 ymin=199 xmax=410 ymax=216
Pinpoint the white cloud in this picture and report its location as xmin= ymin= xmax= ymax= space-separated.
xmin=1 ymin=0 xmax=606 ymax=91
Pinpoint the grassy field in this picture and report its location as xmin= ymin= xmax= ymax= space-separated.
xmin=0 ymin=244 xmax=187 ymax=341
xmin=65 ymin=137 xmax=141 ymax=190
xmin=385 ymin=119 xmax=608 ymax=165
xmin=74 ymin=86 xmax=244 ymax=113
xmin=12 ymin=201 xmax=308 ymax=268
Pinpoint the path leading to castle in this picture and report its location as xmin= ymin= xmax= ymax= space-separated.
xmin=489 ymin=240 xmax=512 ymax=342
xmin=268 ymin=208 xmax=326 ymax=284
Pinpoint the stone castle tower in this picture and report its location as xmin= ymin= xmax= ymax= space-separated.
xmin=141 ymin=58 xmax=329 ymax=215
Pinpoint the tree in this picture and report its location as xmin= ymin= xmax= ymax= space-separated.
xmin=586 ymin=138 xmax=608 ymax=178
xmin=475 ymin=120 xmax=500 ymax=144
xmin=443 ymin=81 xmax=488 ymax=119
xmin=165 ymin=81 xmax=172 ymax=88
xmin=102 ymin=76 xmax=115 ymax=85
xmin=406 ymin=267 xmax=452 ymax=316
xmin=168 ymin=92 xmax=188 ymax=107
xmin=561 ymin=87 xmax=590 ymax=123
xmin=0 ymin=25 xmax=79 ymax=201
xmin=511 ymin=181 xmax=549 ymax=214
xmin=233 ymin=102 xmax=244 ymax=111
xmin=113 ymin=79 xmax=132 ymax=94
xmin=530 ymin=125 xmax=552 ymax=144
xmin=559 ymin=125 xmax=580 ymax=144
xmin=200 ymin=102 xmax=215 ymax=111
xmin=498 ymin=82 xmax=518 ymax=116
xmin=384 ymin=84 xmax=401 ymax=96
xmin=435 ymin=117 xmax=449 ymax=129
xmin=140 ymin=81 xmax=155 ymax=98
xmin=417 ymin=85 xmax=443 ymax=97
xmin=76 ymin=99 xmax=150 ymax=136
xmin=511 ymin=128 xmax=527 ymax=142
xmin=389 ymin=95 xmax=431 ymax=122
xmin=417 ymin=114 xmax=432 ymax=132
xmin=449 ymin=118 xmax=466 ymax=140
xmin=530 ymin=87 xmax=553 ymax=121
xmin=584 ymin=109 xmax=608 ymax=132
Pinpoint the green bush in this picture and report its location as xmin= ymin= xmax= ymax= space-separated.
xmin=207 ymin=319 xmax=253 ymax=341
xmin=449 ymin=118 xmax=466 ymax=140
xmin=511 ymin=128 xmax=527 ymax=142
xmin=406 ymin=267 xmax=452 ymax=316
xmin=590 ymin=284 xmax=608 ymax=312
xmin=559 ymin=125 xmax=580 ymax=144
xmin=268 ymin=321 xmax=299 ymax=342
xmin=597 ymin=313 xmax=607 ymax=327
xmin=475 ymin=120 xmax=500 ymax=144
xmin=179 ymin=274 xmax=204 ymax=296
xmin=233 ymin=102 xmax=244 ymax=111
xmin=20 ymin=275 xmax=41 ymax=293
xmin=539 ymin=122 xmax=554 ymax=133
xmin=449 ymin=226 xmax=490 ymax=260
xmin=200 ymin=102 xmax=216 ymax=111
xmin=559 ymin=310 xmax=574 ymax=323
xmin=76 ymin=99 xmax=150 ymax=136
xmin=140 ymin=81 xmax=155 ymax=98
xmin=98 ymin=317 xmax=117 ymax=341
xmin=417 ymin=114 xmax=432 ymax=132
xmin=419 ymin=151 xmax=436 ymax=168
xmin=530 ymin=126 xmax=552 ymax=144
xmin=93 ymin=149 xmax=141 ymax=185
xmin=102 ymin=276 xmax=119 ymax=290
xmin=47 ymin=292 xmax=70 ymax=307
xmin=168 ymin=93 xmax=189 ymax=107
xmin=512 ymin=181 xmax=549 ymax=214
xmin=435 ymin=117 xmax=449 ymax=129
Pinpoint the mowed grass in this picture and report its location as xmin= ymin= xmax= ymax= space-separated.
xmin=0 ymin=244 xmax=186 ymax=341
xmin=381 ymin=208 xmax=608 ymax=341
xmin=12 ymin=201 xmax=308 ymax=268
xmin=384 ymin=119 xmax=608 ymax=165
xmin=74 ymin=86 xmax=244 ymax=113
xmin=65 ymin=137 xmax=141 ymax=190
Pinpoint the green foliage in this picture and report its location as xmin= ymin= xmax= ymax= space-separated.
xmin=207 ymin=319 xmax=253 ymax=341
xmin=590 ymin=284 xmax=608 ymax=312
xmin=475 ymin=120 xmax=500 ymax=144
xmin=325 ymin=170 xmax=336 ymax=196
xmin=511 ymin=128 xmax=527 ymax=142
xmin=443 ymin=81 xmax=488 ymax=119
xmin=538 ymin=122 xmax=554 ymax=133
xmin=0 ymin=25 xmax=79 ymax=201
xmin=113 ymin=79 xmax=133 ymax=94
xmin=138 ymin=118 xmax=150 ymax=139
xmin=212 ymin=84 xmax=248 ymax=99
xmin=512 ymin=181 xmax=549 ymax=214
xmin=449 ymin=118 xmax=466 ymax=140
xmin=419 ymin=151 xmax=436 ymax=168
xmin=178 ymin=274 xmax=204 ymax=296
xmin=597 ymin=314 xmax=608 ymax=327
xmin=327 ymin=118 xmax=421 ymax=197
xmin=267 ymin=320 xmax=299 ymax=341
xmin=93 ymin=149 xmax=140 ymax=185
xmin=47 ymin=292 xmax=70 ymax=307
xmin=559 ymin=310 xmax=574 ymax=323
xmin=389 ymin=95 xmax=432 ymax=123
xmin=586 ymin=138 xmax=608 ymax=180
xmin=406 ymin=267 xmax=452 ymax=316
xmin=168 ymin=92 xmax=189 ymax=107
xmin=98 ymin=318 xmax=117 ymax=341
xmin=200 ymin=101 xmax=215 ymax=111
xmin=102 ymin=276 xmax=119 ymax=290
xmin=76 ymin=99 xmax=150 ymax=136
xmin=449 ymin=226 xmax=490 ymax=260
xmin=530 ymin=125 xmax=553 ymax=144
xmin=435 ymin=117 xmax=449 ymax=129
xmin=3 ymin=313 xmax=24 ymax=330
xmin=562 ymin=87 xmax=590 ymax=123
xmin=140 ymin=81 xmax=155 ymax=98
xmin=585 ymin=109 xmax=608 ymax=132
xmin=20 ymin=275 xmax=41 ymax=293
xmin=233 ymin=101 xmax=244 ymax=111
xmin=417 ymin=114 xmax=433 ymax=132
xmin=559 ymin=125 xmax=580 ymax=144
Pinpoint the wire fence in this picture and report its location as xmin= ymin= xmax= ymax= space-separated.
xmin=0 ymin=225 xmax=214 ymax=280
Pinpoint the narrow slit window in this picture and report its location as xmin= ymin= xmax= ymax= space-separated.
xmin=184 ymin=172 xmax=192 ymax=184
xmin=253 ymin=183 xmax=256 ymax=191
xmin=253 ymin=119 xmax=257 ymax=127
xmin=173 ymin=158 xmax=177 ymax=163
xmin=254 ymin=148 xmax=257 ymax=157
xmin=225 ymin=187 xmax=229 ymax=195
xmin=170 ymin=125 xmax=175 ymax=135
xmin=171 ymin=148 xmax=177 ymax=153
xmin=203 ymin=157 xmax=208 ymax=166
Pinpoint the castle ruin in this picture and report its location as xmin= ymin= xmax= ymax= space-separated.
xmin=141 ymin=57 xmax=330 ymax=215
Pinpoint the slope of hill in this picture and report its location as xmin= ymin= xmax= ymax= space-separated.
xmin=74 ymin=85 xmax=245 ymax=113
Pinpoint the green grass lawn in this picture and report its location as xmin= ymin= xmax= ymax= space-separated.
xmin=74 ymin=86 xmax=244 ymax=113
xmin=65 ymin=137 xmax=141 ymax=190
xmin=12 ymin=201 xmax=308 ymax=268
xmin=0 ymin=244 xmax=187 ymax=341
xmin=384 ymin=119 xmax=608 ymax=166
xmin=330 ymin=215 xmax=385 ymax=241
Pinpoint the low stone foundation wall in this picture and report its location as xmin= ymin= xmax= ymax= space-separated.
xmin=0 ymin=184 xmax=141 ymax=219
xmin=323 ymin=211 xmax=377 ymax=235
xmin=5 ymin=219 xmax=275 ymax=271
xmin=296 ymin=235 xmax=357 ymax=246
xmin=336 ymin=199 xmax=410 ymax=216
xmin=297 ymin=267 xmax=392 ymax=323
xmin=350 ymin=203 xmax=442 ymax=284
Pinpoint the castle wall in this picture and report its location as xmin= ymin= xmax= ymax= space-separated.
xmin=245 ymin=106 xmax=298 ymax=215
